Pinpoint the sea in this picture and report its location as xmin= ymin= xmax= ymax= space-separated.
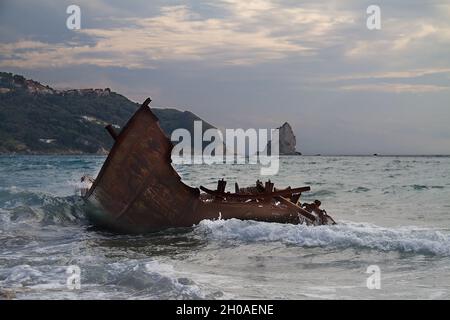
xmin=0 ymin=155 xmax=449 ymax=299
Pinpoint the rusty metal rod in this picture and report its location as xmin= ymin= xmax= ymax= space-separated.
xmin=200 ymin=185 xmax=310 ymax=200
xmin=105 ymin=124 xmax=119 ymax=141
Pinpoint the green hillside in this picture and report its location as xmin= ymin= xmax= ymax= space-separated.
xmin=0 ymin=72 xmax=214 ymax=154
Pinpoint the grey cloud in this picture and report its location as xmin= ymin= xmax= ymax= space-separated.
xmin=0 ymin=0 xmax=449 ymax=154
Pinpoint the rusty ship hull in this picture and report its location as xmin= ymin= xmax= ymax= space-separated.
xmin=83 ymin=99 xmax=335 ymax=233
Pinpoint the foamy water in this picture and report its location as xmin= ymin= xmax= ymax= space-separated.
xmin=196 ymin=219 xmax=450 ymax=256
xmin=0 ymin=155 xmax=449 ymax=299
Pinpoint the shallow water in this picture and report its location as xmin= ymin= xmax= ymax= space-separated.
xmin=0 ymin=155 xmax=449 ymax=299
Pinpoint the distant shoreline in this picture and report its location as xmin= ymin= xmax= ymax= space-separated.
xmin=1 ymin=153 xmax=449 ymax=157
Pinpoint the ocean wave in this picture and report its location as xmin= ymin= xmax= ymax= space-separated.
xmin=349 ymin=186 xmax=370 ymax=193
xmin=410 ymin=184 xmax=429 ymax=190
xmin=0 ymin=260 xmax=208 ymax=300
xmin=195 ymin=219 xmax=450 ymax=256
xmin=100 ymin=260 xmax=206 ymax=299
xmin=0 ymin=188 xmax=87 ymax=227
xmin=304 ymin=190 xmax=336 ymax=198
xmin=402 ymin=184 xmax=445 ymax=191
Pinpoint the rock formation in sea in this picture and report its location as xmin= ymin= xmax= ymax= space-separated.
xmin=266 ymin=122 xmax=302 ymax=155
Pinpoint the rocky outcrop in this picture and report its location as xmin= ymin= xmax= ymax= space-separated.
xmin=266 ymin=122 xmax=301 ymax=155
xmin=278 ymin=122 xmax=300 ymax=155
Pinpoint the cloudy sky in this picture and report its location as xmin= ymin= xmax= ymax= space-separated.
xmin=1 ymin=0 xmax=449 ymax=154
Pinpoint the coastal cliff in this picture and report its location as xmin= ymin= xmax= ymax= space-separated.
xmin=1 ymin=72 xmax=301 ymax=156
xmin=0 ymin=72 xmax=214 ymax=154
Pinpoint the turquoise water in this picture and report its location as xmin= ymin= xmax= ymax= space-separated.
xmin=0 ymin=155 xmax=449 ymax=299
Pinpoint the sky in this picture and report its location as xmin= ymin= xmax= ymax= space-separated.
xmin=0 ymin=0 xmax=449 ymax=155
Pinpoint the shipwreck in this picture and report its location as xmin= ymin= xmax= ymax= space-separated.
xmin=81 ymin=98 xmax=336 ymax=233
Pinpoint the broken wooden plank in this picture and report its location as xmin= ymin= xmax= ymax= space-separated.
xmin=275 ymin=196 xmax=316 ymax=223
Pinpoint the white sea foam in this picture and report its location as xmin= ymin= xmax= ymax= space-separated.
xmin=0 ymin=261 xmax=206 ymax=300
xmin=196 ymin=219 xmax=450 ymax=256
xmin=103 ymin=259 xmax=206 ymax=299
xmin=144 ymin=260 xmax=206 ymax=299
xmin=1 ymin=155 xmax=450 ymax=299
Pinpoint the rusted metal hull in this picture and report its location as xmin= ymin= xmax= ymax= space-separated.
xmin=83 ymin=99 xmax=335 ymax=233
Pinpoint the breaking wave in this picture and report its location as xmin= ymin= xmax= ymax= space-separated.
xmin=0 ymin=187 xmax=87 ymax=227
xmin=195 ymin=219 xmax=450 ymax=256
xmin=102 ymin=260 xmax=207 ymax=299
xmin=0 ymin=260 xmax=208 ymax=300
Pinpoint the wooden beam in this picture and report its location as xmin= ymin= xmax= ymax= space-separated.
xmin=275 ymin=196 xmax=316 ymax=223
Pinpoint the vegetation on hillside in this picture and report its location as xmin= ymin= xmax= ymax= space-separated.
xmin=0 ymin=72 xmax=214 ymax=154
